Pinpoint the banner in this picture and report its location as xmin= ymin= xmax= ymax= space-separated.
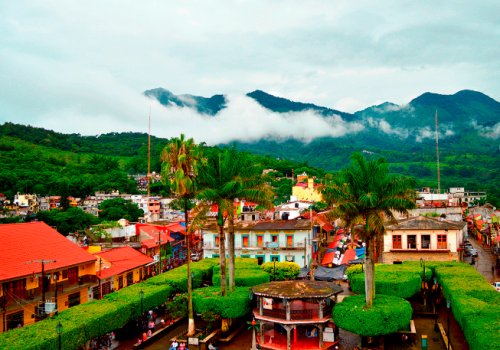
xmin=263 ymin=298 xmax=273 ymax=310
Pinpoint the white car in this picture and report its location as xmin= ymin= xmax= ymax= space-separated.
xmin=493 ymin=282 xmax=500 ymax=292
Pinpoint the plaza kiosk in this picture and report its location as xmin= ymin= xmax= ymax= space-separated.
xmin=252 ymin=281 xmax=343 ymax=350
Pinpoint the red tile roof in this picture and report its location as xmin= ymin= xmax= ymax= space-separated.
xmin=0 ymin=222 xmax=97 ymax=281
xmin=95 ymin=246 xmax=154 ymax=279
xmin=141 ymin=233 xmax=175 ymax=249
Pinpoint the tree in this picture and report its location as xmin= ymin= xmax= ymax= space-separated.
xmin=322 ymin=152 xmax=416 ymax=307
xmin=98 ymin=198 xmax=143 ymax=222
xmin=161 ymin=134 xmax=202 ymax=337
xmin=194 ymin=147 xmax=274 ymax=296
xmin=36 ymin=207 xmax=99 ymax=235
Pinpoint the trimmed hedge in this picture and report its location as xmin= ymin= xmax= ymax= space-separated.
xmin=0 ymin=259 xmax=218 ymax=350
xmin=261 ymin=261 xmax=300 ymax=281
xmin=350 ymin=270 xmax=422 ymax=299
xmin=212 ymin=270 xmax=270 ymax=287
xmin=347 ymin=263 xmax=427 ymax=298
xmin=212 ymin=257 xmax=261 ymax=274
xmin=332 ymin=294 xmax=412 ymax=336
xmin=192 ymin=286 xmax=253 ymax=318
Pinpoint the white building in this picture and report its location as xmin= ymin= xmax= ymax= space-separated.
xmin=382 ymin=216 xmax=467 ymax=264
xmin=202 ymin=219 xmax=321 ymax=267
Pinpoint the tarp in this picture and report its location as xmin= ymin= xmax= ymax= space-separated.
xmin=354 ymin=247 xmax=365 ymax=256
xmin=495 ymin=236 xmax=500 ymax=242
xmin=341 ymin=249 xmax=357 ymax=265
xmin=321 ymin=251 xmax=337 ymax=266
xmin=326 ymin=248 xmax=337 ymax=254
xmin=336 ymin=229 xmax=345 ymax=234
xmin=348 ymin=258 xmax=364 ymax=265
xmin=315 ymin=264 xmax=347 ymax=282
xmin=298 ymin=267 xmax=310 ymax=278
xmin=328 ymin=241 xmax=338 ymax=249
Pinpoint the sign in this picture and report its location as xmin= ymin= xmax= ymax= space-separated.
xmin=267 ymin=242 xmax=279 ymax=248
xmin=188 ymin=337 xmax=199 ymax=345
xmin=263 ymin=298 xmax=273 ymax=310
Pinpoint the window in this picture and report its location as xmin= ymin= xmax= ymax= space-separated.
xmin=437 ymin=235 xmax=447 ymax=249
xmin=118 ymin=276 xmax=123 ymax=289
xmin=139 ymin=269 xmax=143 ymax=281
xmin=68 ymin=268 xmax=78 ymax=285
xmin=6 ymin=310 xmax=24 ymax=331
xmin=68 ymin=292 xmax=80 ymax=308
xmin=242 ymin=236 xmax=249 ymax=247
xmin=421 ymin=235 xmax=431 ymax=249
xmin=5 ymin=279 xmax=26 ymax=302
xmin=127 ymin=272 xmax=134 ymax=286
xmin=392 ymin=235 xmax=402 ymax=249
xmin=271 ymin=256 xmax=280 ymax=262
xmin=256 ymin=256 xmax=265 ymax=265
xmin=102 ymin=281 xmax=111 ymax=296
xmin=215 ymin=235 xmax=219 ymax=247
xmin=92 ymin=286 xmax=100 ymax=300
xmin=407 ymin=235 xmax=417 ymax=249
xmin=286 ymin=235 xmax=293 ymax=247
xmin=62 ymin=270 xmax=68 ymax=279
xmin=256 ymin=235 xmax=263 ymax=247
xmin=272 ymin=235 xmax=278 ymax=242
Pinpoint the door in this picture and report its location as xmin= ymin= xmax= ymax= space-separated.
xmin=68 ymin=267 xmax=78 ymax=285
xmin=68 ymin=292 xmax=80 ymax=308
xmin=287 ymin=236 xmax=293 ymax=247
xmin=257 ymin=236 xmax=263 ymax=247
xmin=243 ymin=236 xmax=249 ymax=247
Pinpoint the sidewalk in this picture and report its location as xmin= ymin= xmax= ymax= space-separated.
xmin=467 ymin=238 xmax=497 ymax=283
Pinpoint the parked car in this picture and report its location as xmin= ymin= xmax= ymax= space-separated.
xmin=191 ymin=253 xmax=200 ymax=261
xmin=493 ymin=282 xmax=500 ymax=292
xmin=468 ymin=249 xmax=478 ymax=257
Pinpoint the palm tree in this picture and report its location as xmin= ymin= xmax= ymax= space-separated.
xmin=161 ymin=134 xmax=202 ymax=336
xmin=322 ymin=153 xmax=416 ymax=307
xmin=192 ymin=147 xmax=274 ymax=294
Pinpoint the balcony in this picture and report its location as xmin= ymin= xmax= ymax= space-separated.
xmin=203 ymin=240 xmax=309 ymax=250
xmin=258 ymin=301 xmax=332 ymax=322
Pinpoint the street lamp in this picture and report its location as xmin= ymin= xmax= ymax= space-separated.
xmin=139 ymin=290 xmax=144 ymax=315
xmin=446 ymin=300 xmax=451 ymax=350
xmin=420 ymin=258 xmax=426 ymax=305
xmin=248 ymin=292 xmax=253 ymax=300
xmin=56 ymin=323 xmax=62 ymax=350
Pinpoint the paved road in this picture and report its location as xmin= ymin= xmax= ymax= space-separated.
xmin=467 ymin=238 xmax=497 ymax=283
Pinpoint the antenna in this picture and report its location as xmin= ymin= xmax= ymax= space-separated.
xmin=148 ymin=106 xmax=151 ymax=200
xmin=435 ymin=110 xmax=440 ymax=194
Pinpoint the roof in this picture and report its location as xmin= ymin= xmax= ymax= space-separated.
xmin=252 ymin=219 xmax=313 ymax=231
xmin=252 ymin=280 xmax=343 ymax=299
xmin=95 ymin=246 xmax=154 ymax=279
xmin=141 ymin=233 xmax=175 ymax=249
xmin=0 ymin=222 xmax=97 ymax=281
xmin=385 ymin=216 xmax=466 ymax=231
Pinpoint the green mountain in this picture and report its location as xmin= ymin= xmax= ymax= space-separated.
xmin=143 ymin=88 xmax=226 ymax=115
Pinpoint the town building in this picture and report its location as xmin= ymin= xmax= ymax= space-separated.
xmin=292 ymin=178 xmax=323 ymax=202
xmin=13 ymin=193 xmax=39 ymax=213
xmin=0 ymin=222 xmax=97 ymax=333
xmin=275 ymin=200 xmax=314 ymax=220
xmin=92 ymin=246 xmax=154 ymax=299
xmin=382 ymin=216 xmax=467 ymax=264
xmin=202 ymin=219 xmax=321 ymax=266
xmin=417 ymin=187 xmax=487 ymax=207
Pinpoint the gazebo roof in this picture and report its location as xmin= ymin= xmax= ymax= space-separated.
xmin=252 ymin=280 xmax=343 ymax=300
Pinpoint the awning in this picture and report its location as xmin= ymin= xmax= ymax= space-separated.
xmin=341 ymin=249 xmax=357 ymax=265
xmin=495 ymin=236 xmax=500 ymax=242
xmin=321 ymin=251 xmax=337 ymax=266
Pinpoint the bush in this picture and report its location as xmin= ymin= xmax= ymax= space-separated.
xmin=261 ymin=261 xmax=300 ymax=280
xmin=192 ymin=286 xmax=253 ymax=318
xmin=350 ymin=271 xmax=422 ymax=299
xmin=332 ymin=294 xmax=412 ymax=336
xmin=212 ymin=257 xmax=260 ymax=274
xmin=212 ymin=270 xmax=270 ymax=287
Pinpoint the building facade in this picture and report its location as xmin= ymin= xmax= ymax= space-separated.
xmin=202 ymin=220 xmax=319 ymax=267
xmin=292 ymin=179 xmax=323 ymax=202
xmin=382 ymin=216 xmax=466 ymax=264
xmin=0 ymin=222 xmax=97 ymax=333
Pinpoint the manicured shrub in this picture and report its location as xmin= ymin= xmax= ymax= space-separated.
xmin=332 ymin=294 xmax=412 ymax=336
xmin=192 ymin=286 xmax=253 ymax=318
xmin=212 ymin=270 xmax=270 ymax=287
xmin=212 ymin=257 xmax=260 ymax=274
xmin=261 ymin=261 xmax=300 ymax=280
xmin=350 ymin=270 xmax=421 ymax=299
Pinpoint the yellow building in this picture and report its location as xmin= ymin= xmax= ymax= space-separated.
xmin=0 ymin=222 xmax=97 ymax=333
xmin=94 ymin=246 xmax=154 ymax=296
xmin=292 ymin=178 xmax=323 ymax=202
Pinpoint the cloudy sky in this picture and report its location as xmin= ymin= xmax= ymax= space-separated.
xmin=1 ymin=0 xmax=499 ymax=143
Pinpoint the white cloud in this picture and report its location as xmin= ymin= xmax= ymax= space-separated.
xmin=366 ymin=117 xmax=407 ymax=137
xmin=248 ymin=74 xmax=287 ymax=85
xmin=333 ymin=98 xmax=365 ymax=113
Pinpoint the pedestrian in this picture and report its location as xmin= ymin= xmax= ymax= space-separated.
xmin=149 ymin=319 xmax=155 ymax=331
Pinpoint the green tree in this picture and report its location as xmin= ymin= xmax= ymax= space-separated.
xmin=98 ymin=198 xmax=143 ymax=222
xmin=161 ymin=134 xmax=202 ymax=337
xmin=322 ymin=153 xmax=416 ymax=307
xmin=36 ymin=207 xmax=99 ymax=235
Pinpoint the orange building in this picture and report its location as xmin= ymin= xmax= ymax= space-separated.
xmin=0 ymin=222 xmax=97 ymax=333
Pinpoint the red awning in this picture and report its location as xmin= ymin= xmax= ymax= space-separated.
xmin=336 ymin=229 xmax=345 ymax=234
xmin=321 ymin=252 xmax=337 ymax=266
xmin=341 ymin=249 xmax=357 ymax=265
xmin=495 ymin=236 xmax=500 ymax=242
xmin=328 ymin=241 xmax=339 ymax=249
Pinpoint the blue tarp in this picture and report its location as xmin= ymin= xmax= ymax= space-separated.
xmin=354 ymin=247 xmax=365 ymax=256
xmin=326 ymin=248 xmax=337 ymax=253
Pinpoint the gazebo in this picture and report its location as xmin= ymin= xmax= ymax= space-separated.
xmin=252 ymin=280 xmax=343 ymax=350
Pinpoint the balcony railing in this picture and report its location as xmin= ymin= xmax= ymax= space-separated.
xmin=203 ymin=241 xmax=309 ymax=250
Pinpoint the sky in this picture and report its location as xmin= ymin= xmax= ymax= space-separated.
xmin=1 ymin=0 xmax=499 ymax=144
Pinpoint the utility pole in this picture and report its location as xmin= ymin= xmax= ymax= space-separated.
xmin=26 ymin=260 xmax=56 ymax=316
xmin=98 ymin=258 xmax=102 ymax=299
xmin=148 ymin=106 xmax=151 ymax=199
xmin=155 ymin=231 xmax=164 ymax=274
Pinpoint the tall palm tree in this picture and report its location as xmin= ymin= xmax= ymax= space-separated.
xmin=192 ymin=147 xmax=274 ymax=293
xmin=322 ymin=153 xmax=416 ymax=307
xmin=161 ymin=134 xmax=202 ymax=336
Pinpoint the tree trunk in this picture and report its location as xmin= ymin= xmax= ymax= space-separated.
xmin=350 ymin=223 xmax=354 ymax=249
xmin=218 ymin=222 xmax=227 ymax=296
xmin=228 ymin=215 xmax=236 ymax=292
xmin=364 ymin=237 xmax=375 ymax=308
xmin=185 ymin=198 xmax=195 ymax=336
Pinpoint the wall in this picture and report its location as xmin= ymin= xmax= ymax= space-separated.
xmin=383 ymin=229 xmax=461 ymax=253
xmin=382 ymin=251 xmax=459 ymax=264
